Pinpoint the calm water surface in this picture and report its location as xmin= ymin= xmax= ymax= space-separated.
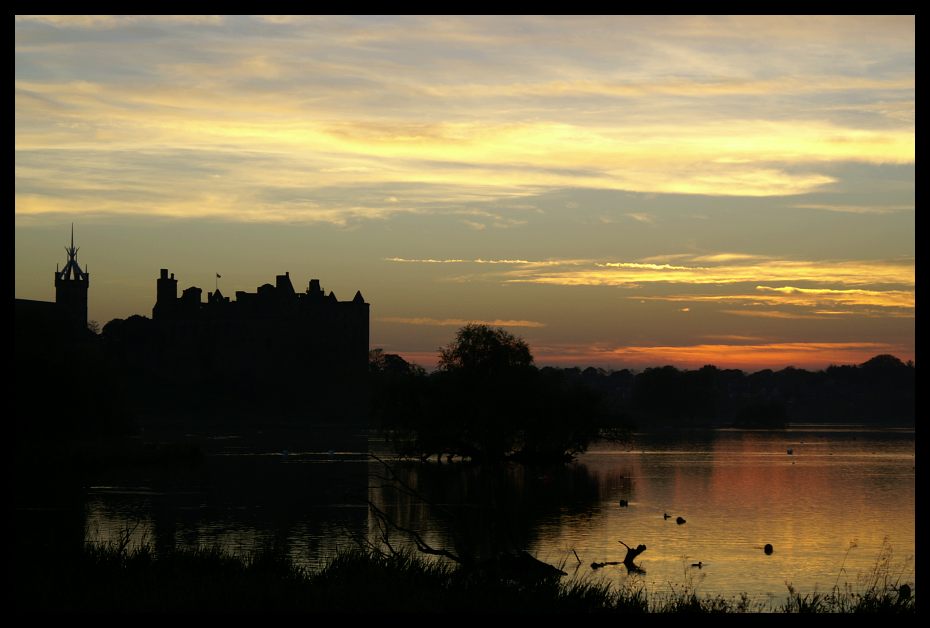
xmin=79 ymin=427 xmax=915 ymax=604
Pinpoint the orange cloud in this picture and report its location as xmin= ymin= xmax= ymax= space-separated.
xmin=378 ymin=317 xmax=545 ymax=328
xmin=504 ymin=259 xmax=914 ymax=287
xmin=719 ymin=309 xmax=838 ymax=320
xmin=386 ymin=257 xmax=588 ymax=267
xmin=753 ymin=286 xmax=915 ymax=308
xmin=533 ymin=341 xmax=910 ymax=371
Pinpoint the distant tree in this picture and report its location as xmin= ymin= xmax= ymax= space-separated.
xmin=438 ymin=324 xmax=533 ymax=375
xmin=370 ymin=348 xmax=426 ymax=377
xmin=368 ymin=350 xmax=429 ymax=433
xmin=860 ymin=354 xmax=907 ymax=371
xmin=381 ymin=324 xmax=614 ymax=464
xmin=631 ymin=366 xmax=686 ymax=424
xmin=87 ymin=319 xmax=100 ymax=335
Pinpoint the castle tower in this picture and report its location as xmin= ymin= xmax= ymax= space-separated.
xmin=54 ymin=224 xmax=89 ymax=331
xmin=153 ymin=268 xmax=178 ymax=320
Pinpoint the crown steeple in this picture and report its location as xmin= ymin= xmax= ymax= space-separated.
xmin=55 ymin=224 xmax=89 ymax=331
xmin=58 ymin=223 xmax=88 ymax=282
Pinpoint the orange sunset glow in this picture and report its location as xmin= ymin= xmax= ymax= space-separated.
xmin=15 ymin=15 xmax=914 ymax=372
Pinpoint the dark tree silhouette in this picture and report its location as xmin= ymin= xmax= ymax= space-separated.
xmin=379 ymin=325 xmax=613 ymax=464
xmin=368 ymin=350 xmax=429 ymax=433
xmin=438 ymin=324 xmax=533 ymax=375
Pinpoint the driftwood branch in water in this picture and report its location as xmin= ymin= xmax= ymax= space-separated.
xmin=590 ymin=560 xmax=622 ymax=570
xmin=368 ymin=500 xmax=464 ymax=564
xmin=591 ymin=541 xmax=648 ymax=571
xmin=368 ymin=453 xmax=471 ymax=555
xmin=618 ymin=540 xmax=647 ymax=571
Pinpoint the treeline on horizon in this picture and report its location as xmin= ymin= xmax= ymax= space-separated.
xmin=370 ymin=349 xmax=915 ymax=432
xmin=14 ymin=309 xmax=915 ymax=451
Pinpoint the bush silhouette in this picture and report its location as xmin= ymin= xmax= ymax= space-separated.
xmin=379 ymin=324 xmax=607 ymax=463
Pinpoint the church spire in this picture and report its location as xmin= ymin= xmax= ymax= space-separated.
xmin=59 ymin=223 xmax=87 ymax=281
xmin=54 ymin=224 xmax=89 ymax=332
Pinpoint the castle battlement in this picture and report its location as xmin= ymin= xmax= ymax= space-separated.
xmin=150 ymin=268 xmax=370 ymax=399
xmin=153 ymin=268 xmax=368 ymax=323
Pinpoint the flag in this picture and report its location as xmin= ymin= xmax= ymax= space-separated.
xmin=216 ymin=273 xmax=221 ymax=278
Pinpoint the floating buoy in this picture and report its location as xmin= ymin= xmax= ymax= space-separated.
xmin=676 ymin=516 xmax=686 ymax=525
xmin=764 ymin=543 xmax=774 ymax=555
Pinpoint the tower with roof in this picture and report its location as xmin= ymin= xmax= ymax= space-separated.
xmin=54 ymin=224 xmax=89 ymax=331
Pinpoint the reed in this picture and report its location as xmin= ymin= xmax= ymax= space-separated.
xmin=14 ymin=539 xmax=915 ymax=613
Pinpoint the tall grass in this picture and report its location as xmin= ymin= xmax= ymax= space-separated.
xmin=782 ymin=538 xmax=915 ymax=613
xmin=14 ymin=537 xmax=915 ymax=613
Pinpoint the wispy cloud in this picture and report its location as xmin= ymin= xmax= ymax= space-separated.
xmin=16 ymin=15 xmax=226 ymax=28
xmin=632 ymin=286 xmax=914 ymax=310
xmin=503 ymin=258 xmax=914 ymax=288
xmin=15 ymin=15 xmax=914 ymax=223
xmin=13 ymin=16 xmax=915 ymax=371
xmin=379 ymin=316 xmax=545 ymax=328
xmin=702 ymin=334 xmax=767 ymax=342
xmin=385 ymin=257 xmax=587 ymax=267
xmin=384 ymin=257 xmax=466 ymax=264
xmin=386 ymin=255 xmax=914 ymax=298
xmin=532 ymin=341 xmax=908 ymax=370
xmin=597 ymin=261 xmax=694 ymax=271
xmin=691 ymin=253 xmax=772 ymax=263
xmin=637 ymin=253 xmax=698 ymax=264
xmin=790 ymin=203 xmax=914 ymax=214
xmin=753 ymin=286 xmax=914 ymax=308
xmin=423 ymin=75 xmax=915 ymax=100
xmin=719 ymin=309 xmax=839 ymax=320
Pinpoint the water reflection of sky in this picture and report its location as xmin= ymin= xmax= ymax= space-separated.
xmin=561 ymin=430 xmax=915 ymax=600
xmin=84 ymin=429 xmax=915 ymax=603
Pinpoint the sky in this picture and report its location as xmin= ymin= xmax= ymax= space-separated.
xmin=14 ymin=15 xmax=915 ymax=371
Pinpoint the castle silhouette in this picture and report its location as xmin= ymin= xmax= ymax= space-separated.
xmin=15 ymin=225 xmax=90 ymax=339
xmin=16 ymin=228 xmax=371 ymax=423
xmin=147 ymin=266 xmax=370 ymax=420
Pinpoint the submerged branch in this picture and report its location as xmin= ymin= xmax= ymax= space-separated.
xmin=618 ymin=540 xmax=648 ymax=573
xmin=368 ymin=500 xmax=463 ymax=564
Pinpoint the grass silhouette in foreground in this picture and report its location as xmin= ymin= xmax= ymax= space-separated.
xmin=16 ymin=535 xmax=914 ymax=614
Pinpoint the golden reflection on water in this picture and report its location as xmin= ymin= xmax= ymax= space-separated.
xmin=553 ymin=431 xmax=915 ymax=599
xmin=83 ymin=429 xmax=914 ymax=602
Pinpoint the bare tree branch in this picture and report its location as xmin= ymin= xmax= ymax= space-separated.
xmin=368 ymin=500 xmax=463 ymax=564
xmin=617 ymin=539 xmax=648 ymax=572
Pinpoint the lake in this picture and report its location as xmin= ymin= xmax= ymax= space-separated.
xmin=72 ymin=426 xmax=915 ymax=605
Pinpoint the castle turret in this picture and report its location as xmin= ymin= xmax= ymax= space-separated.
xmin=153 ymin=268 xmax=178 ymax=320
xmin=54 ymin=224 xmax=89 ymax=331
xmin=276 ymin=271 xmax=295 ymax=297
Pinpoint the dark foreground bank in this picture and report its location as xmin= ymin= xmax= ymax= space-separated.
xmin=15 ymin=541 xmax=915 ymax=614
